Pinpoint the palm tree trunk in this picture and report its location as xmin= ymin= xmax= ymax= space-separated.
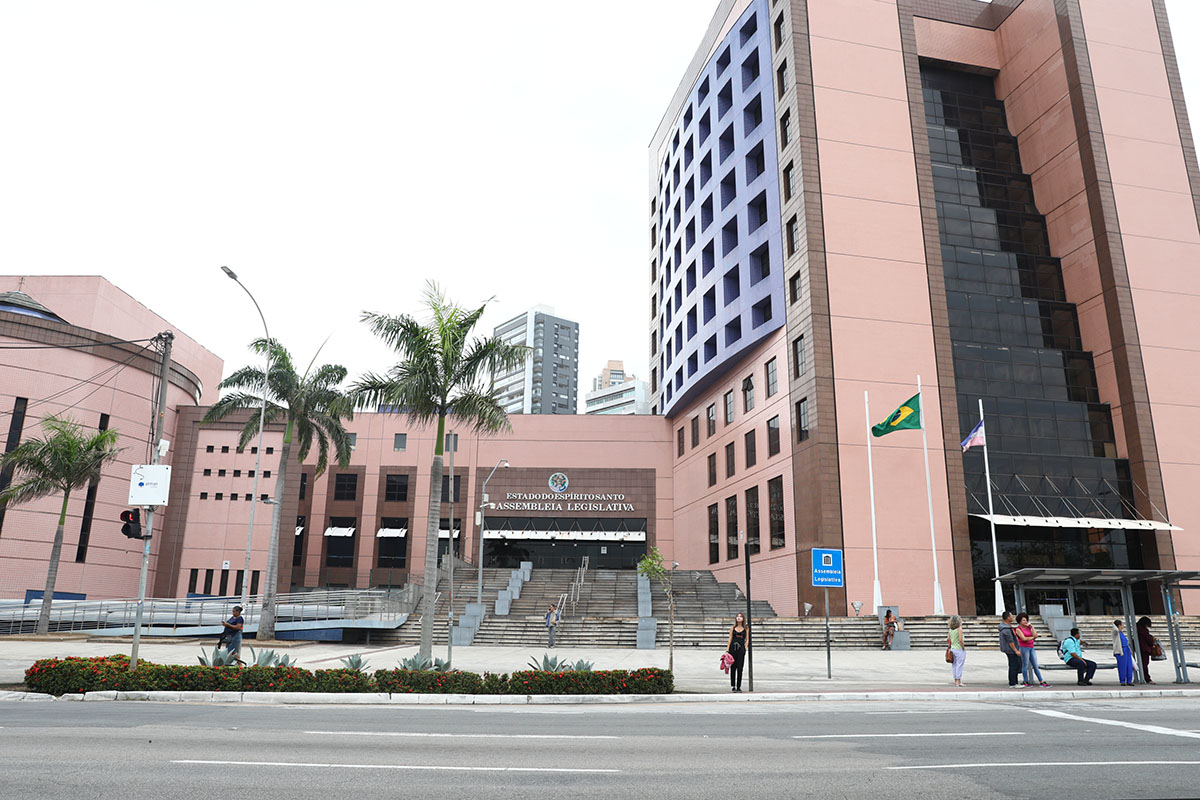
xmin=420 ymin=416 xmax=446 ymax=660
xmin=258 ymin=430 xmax=292 ymax=641
xmin=36 ymin=492 xmax=70 ymax=635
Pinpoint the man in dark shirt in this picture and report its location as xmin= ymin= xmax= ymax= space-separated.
xmin=222 ymin=605 xmax=245 ymax=665
xmin=998 ymin=610 xmax=1021 ymax=688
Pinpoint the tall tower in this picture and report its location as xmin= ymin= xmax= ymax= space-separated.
xmin=652 ymin=0 xmax=1200 ymax=615
xmin=494 ymin=306 xmax=579 ymax=415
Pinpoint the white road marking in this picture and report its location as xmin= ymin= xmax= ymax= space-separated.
xmin=793 ymin=732 xmax=1024 ymax=739
xmin=892 ymin=760 xmax=1200 ymax=771
xmin=172 ymin=760 xmax=618 ymax=773
xmin=866 ymin=710 xmax=969 ymax=715
xmin=304 ymin=730 xmax=618 ymax=740
xmin=1029 ymin=709 xmax=1200 ymax=740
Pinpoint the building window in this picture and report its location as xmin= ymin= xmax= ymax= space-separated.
xmin=444 ymin=433 xmax=459 ymax=452
xmin=724 ymin=390 xmax=735 ymax=424
xmin=726 ymin=495 xmax=739 ymax=560
xmin=776 ymin=60 xmax=788 ymax=99
xmin=347 ymin=432 xmax=357 ymax=450
xmin=233 ymin=470 xmax=241 ymax=478
xmin=385 ymin=474 xmax=409 ymax=502
xmin=794 ymin=335 xmax=806 ymax=377
xmin=706 ymin=404 xmax=717 ymax=437
xmin=333 ymin=473 xmax=358 ymax=501
xmin=786 ymin=216 xmax=799 ymax=256
xmin=293 ymin=515 xmax=306 ymax=567
xmin=206 ymin=445 xmax=214 ymax=453
xmin=325 ymin=516 xmax=356 ymax=567
xmin=264 ymin=471 xmax=271 ymax=478
xmin=231 ymin=493 xmax=239 ymax=501
xmin=377 ymin=517 xmax=408 ymax=568
xmin=218 ymin=469 xmax=226 ymax=477
xmin=769 ymin=476 xmax=785 ymax=548
xmin=188 ymin=569 xmax=198 ymax=594
xmin=440 ymin=474 xmax=462 ymax=503
xmin=708 ymin=503 xmax=720 ymax=564
xmin=797 ymin=398 xmax=810 ymax=440
xmin=251 ymin=447 xmax=258 ymax=454
xmin=199 ymin=492 xmax=208 ymax=500
xmin=266 ymin=447 xmax=274 ymax=455
xmin=768 ymin=416 xmax=781 ymax=456
xmin=707 ymin=453 xmax=717 ymax=487
xmin=691 ymin=416 xmax=700 ymax=448
xmin=783 ymin=161 xmax=794 ymax=202
xmin=725 ymin=442 xmax=736 ymax=478
xmin=779 ymin=109 xmax=791 ymax=147
xmin=245 ymin=494 xmax=253 ymax=502
xmin=214 ymin=492 xmax=224 ymax=501
xmin=299 ymin=472 xmax=308 ymax=501
xmin=203 ymin=569 xmax=214 ymax=594
xmin=203 ymin=468 xmax=211 ymax=476
xmin=790 ymin=273 xmax=802 ymax=304
xmin=765 ymin=358 xmax=778 ymax=397
xmin=745 ymin=486 xmax=761 ymax=555
xmin=248 ymin=470 xmax=255 ymax=478
xmin=221 ymin=446 xmax=229 ymax=453
xmin=774 ymin=12 xmax=785 ymax=49
xmin=394 ymin=433 xmax=407 ymax=451
xmin=745 ymin=430 xmax=757 ymax=468
xmin=742 ymin=376 xmax=755 ymax=412
xmin=678 ymin=427 xmax=686 ymax=458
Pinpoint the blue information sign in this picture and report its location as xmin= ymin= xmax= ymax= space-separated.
xmin=811 ymin=548 xmax=844 ymax=588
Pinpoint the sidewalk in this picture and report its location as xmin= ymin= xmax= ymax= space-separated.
xmin=2 ymin=635 xmax=1192 ymax=698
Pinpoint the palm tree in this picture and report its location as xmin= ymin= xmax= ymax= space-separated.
xmin=349 ymin=282 xmax=528 ymax=660
xmin=0 ymin=415 xmax=122 ymax=635
xmin=203 ymin=338 xmax=353 ymax=640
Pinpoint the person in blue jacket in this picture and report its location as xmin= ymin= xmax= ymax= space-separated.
xmin=1112 ymin=619 xmax=1135 ymax=686
xmin=1060 ymin=627 xmax=1096 ymax=686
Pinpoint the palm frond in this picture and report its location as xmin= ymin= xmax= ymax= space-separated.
xmin=449 ymin=389 xmax=513 ymax=435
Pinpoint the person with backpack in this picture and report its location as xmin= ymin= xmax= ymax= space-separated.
xmin=1060 ymin=627 xmax=1096 ymax=685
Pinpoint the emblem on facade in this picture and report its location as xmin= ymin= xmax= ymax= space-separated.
xmin=548 ymin=472 xmax=569 ymax=493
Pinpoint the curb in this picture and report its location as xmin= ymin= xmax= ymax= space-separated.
xmin=24 ymin=687 xmax=1200 ymax=705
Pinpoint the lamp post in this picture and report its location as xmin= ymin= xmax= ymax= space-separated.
xmin=478 ymin=458 xmax=509 ymax=604
xmin=221 ymin=266 xmax=270 ymax=618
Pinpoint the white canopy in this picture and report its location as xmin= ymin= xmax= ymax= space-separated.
xmin=323 ymin=526 xmax=356 ymax=537
xmin=295 ymin=526 xmax=304 ymax=537
xmin=437 ymin=528 xmax=461 ymax=539
xmin=483 ymin=529 xmax=646 ymax=542
xmin=969 ymin=513 xmax=1180 ymax=531
xmin=376 ymin=527 xmax=407 ymax=538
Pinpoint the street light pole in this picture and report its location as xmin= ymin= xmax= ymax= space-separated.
xmin=478 ymin=459 xmax=509 ymax=604
xmin=221 ymin=267 xmax=270 ymax=618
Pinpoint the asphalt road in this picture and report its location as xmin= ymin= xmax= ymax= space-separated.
xmin=3 ymin=698 xmax=1200 ymax=799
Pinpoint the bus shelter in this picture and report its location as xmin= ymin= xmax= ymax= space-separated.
xmin=998 ymin=568 xmax=1200 ymax=684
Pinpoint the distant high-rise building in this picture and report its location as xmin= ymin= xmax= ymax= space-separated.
xmin=592 ymin=360 xmax=631 ymax=392
xmin=585 ymin=379 xmax=650 ymax=416
xmin=493 ymin=306 xmax=579 ymax=414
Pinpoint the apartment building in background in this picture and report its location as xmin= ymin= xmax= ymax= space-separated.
xmin=493 ymin=306 xmax=580 ymax=415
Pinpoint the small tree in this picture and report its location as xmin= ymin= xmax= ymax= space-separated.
xmin=637 ymin=546 xmax=676 ymax=672
xmin=0 ymin=415 xmax=122 ymax=634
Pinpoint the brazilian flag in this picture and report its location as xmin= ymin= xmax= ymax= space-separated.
xmin=872 ymin=393 xmax=921 ymax=437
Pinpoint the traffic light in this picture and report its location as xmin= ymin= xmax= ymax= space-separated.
xmin=120 ymin=508 xmax=143 ymax=539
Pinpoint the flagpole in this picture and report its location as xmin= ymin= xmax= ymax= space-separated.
xmin=864 ymin=391 xmax=882 ymax=611
xmin=917 ymin=375 xmax=946 ymax=616
xmin=979 ymin=398 xmax=1004 ymax=616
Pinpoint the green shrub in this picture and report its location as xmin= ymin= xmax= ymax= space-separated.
xmin=314 ymin=668 xmax=376 ymax=693
xmin=506 ymin=668 xmax=673 ymax=695
xmin=238 ymin=666 xmax=317 ymax=692
xmin=374 ymin=669 xmax=486 ymax=694
xmin=25 ymin=654 xmax=129 ymax=696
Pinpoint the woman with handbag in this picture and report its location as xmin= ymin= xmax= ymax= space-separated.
xmin=726 ymin=613 xmax=749 ymax=693
xmin=1136 ymin=616 xmax=1158 ymax=685
xmin=1015 ymin=612 xmax=1049 ymax=687
xmin=946 ymin=615 xmax=966 ymax=687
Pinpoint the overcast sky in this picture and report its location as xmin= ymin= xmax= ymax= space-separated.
xmin=2 ymin=1 xmax=1199 ymax=410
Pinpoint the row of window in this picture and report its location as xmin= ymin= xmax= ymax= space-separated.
xmin=676 ymin=356 xmax=780 ymax=457
xmin=330 ymin=473 xmax=460 ymax=503
xmin=186 ymin=567 xmax=260 ymax=597
xmin=202 ymin=468 xmax=271 ymax=479
xmin=707 ymin=475 xmax=786 ymax=563
xmin=199 ymin=492 xmax=270 ymax=502
xmin=204 ymin=444 xmax=274 ymax=455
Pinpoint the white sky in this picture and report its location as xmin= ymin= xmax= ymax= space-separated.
xmin=1 ymin=1 xmax=1198 ymax=410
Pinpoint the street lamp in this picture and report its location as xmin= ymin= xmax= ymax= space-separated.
xmin=221 ymin=267 xmax=270 ymax=618
xmin=478 ymin=458 xmax=509 ymax=604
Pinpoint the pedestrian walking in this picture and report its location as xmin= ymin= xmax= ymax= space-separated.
xmin=1136 ymin=616 xmax=1157 ymax=685
xmin=726 ymin=612 xmax=749 ymax=693
xmin=1015 ymin=612 xmax=1049 ymax=687
xmin=1113 ymin=619 xmax=1136 ymax=685
xmin=1059 ymin=627 xmax=1097 ymax=685
xmin=998 ymin=611 xmax=1022 ymax=688
xmin=946 ymin=615 xmax=966 ymax=686
xmin=222 ymin=605 xmax=245 ymax=665
xmin=881 ymin=609 xmax=897 ymax=650
xmin=545 ymin=604 xmax=559 ymax=648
